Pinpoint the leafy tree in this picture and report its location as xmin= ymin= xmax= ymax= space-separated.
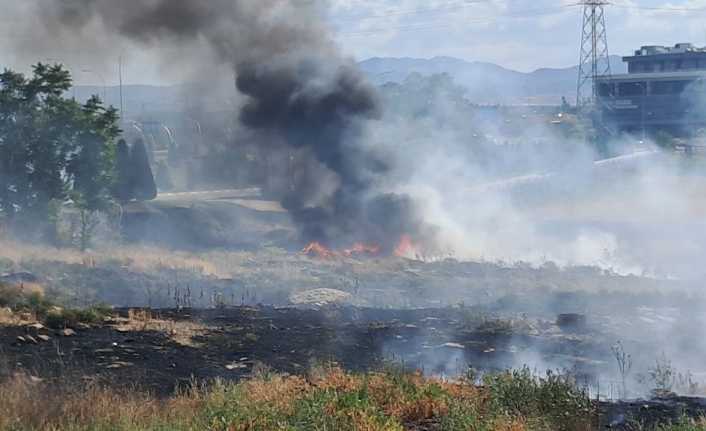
xmin=0 ymin=63 xmax=119 ymax=241
xmin=655 ymin=131 xmax=676 ymax=150
xmin=131 ymin=139 xmax=157 ymax=201
xmin=111 ymin=139 xmax=133 ymax=203
xmin=378 ymin=72 xmax=475 ymax=123
xmin=155 ymin=160 xmax=173 ymax=191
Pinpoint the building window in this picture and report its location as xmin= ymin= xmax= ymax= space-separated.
xmin=618 ymin=82 xmax=647 ymax=96
xmin=689 ymin=79 xmax=706 ymax=93
xmin=651 ymin=80 xmax=687 ymax=95
xmin=598 ymin=83 xmax=615 ymax=97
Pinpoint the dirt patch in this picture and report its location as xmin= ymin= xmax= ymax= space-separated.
xmin=289 ymin=288 xmax=353 ymax=306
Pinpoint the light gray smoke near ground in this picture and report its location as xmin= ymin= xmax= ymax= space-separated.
xmin=28 ymin=0 xmax=428 ymax=251
xmin=20 ymin=1 xmax=706 ymax=401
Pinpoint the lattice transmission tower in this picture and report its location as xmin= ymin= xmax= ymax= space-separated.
xmin=576 ymin=0 xmax=611 ymax=110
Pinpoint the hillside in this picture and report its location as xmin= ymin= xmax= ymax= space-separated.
xmin=72 ymin=56 xmax=627 ymax=110
xmin=359 ymin=55 xmax=627 ymax=105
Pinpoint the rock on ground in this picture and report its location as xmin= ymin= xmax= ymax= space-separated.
xmin=289 ymin=288 xmax=353 ymax=307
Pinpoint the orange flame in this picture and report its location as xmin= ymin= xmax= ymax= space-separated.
xmin=301 ymin=235 xmax=417 ymax=259
xmin=301 ymin=242 xmax=340 ymax=259
xmin=345 ymin=243 xmax=381 ymax=256
xmin=394 ymin=234 xmax=418 ymax=257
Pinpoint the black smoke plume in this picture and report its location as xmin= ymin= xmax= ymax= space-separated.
xmin=30 ymin=0 xmax=429 ymax=250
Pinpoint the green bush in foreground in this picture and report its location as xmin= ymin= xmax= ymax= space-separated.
xmin=654 ymin=415 xmax=706 ymax=431
xmin=0 ymin=360 xmax=599 ymax=431
xmin=2 ymin=356 xmax=705 ymax=431
xmin=483 ymin=366 xmax=593 ymax=429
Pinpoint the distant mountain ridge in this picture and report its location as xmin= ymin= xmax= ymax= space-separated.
xmin=359 ymin=55 xmax=627 ymax=105
xmin=73 ymin=56 xmax=627 ymax=111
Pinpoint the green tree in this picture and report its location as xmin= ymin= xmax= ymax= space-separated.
xmin=155 ymin=160 xmax=173 ymax=191
xmin=655 ymin=131 xmax=676 ymax=150
xmin=131 ymin=139 xmax=157 ymax=201
xmin=0 ymin=63 xmax=119 ymax=241
xmin=111 ymin=139 xmax=133 ymax=203
xmin=379 ymin=72 xmax=475 ymax=122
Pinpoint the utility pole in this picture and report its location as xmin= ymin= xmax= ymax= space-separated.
xmin=119 ymin=43 xmax=134 ymax=129
xmin=576 ymin=0 xmax=611 ymax=110
xmin=81 ymin=70 xmax=106 ymax=102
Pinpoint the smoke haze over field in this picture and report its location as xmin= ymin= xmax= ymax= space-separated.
xmin=25 ymin=0 xmax=433 ymax=249
xmin=17 ymin=0 xmax=706 ymax=278
xmin=11 ymin=0 xmax=706 ymax=407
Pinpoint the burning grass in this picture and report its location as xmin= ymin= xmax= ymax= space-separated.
xmin=0 ymin=236 xmax=682 ymax=313
xmin=0 ymin=360 xmax=596 ymax=431
xmin=300 ymin=233 xmax=420 ymax=260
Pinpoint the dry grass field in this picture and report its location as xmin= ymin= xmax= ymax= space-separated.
xmin=2 ymin=157 xmax=706 ymax=429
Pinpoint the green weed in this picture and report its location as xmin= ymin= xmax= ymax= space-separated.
xmin=44 ymin=305 xmax=113 ymax=329
xmin=483 ymin=366 xmax=593 ymax=430
xmin=656 ymin=415 xmax=706 ymax=431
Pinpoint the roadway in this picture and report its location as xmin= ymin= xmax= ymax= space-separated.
xmin=156 ymin=188 xmax=261 ymax=201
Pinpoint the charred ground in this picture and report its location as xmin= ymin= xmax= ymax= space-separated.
xmin=1 ymin=303 xmax=705 ymax=429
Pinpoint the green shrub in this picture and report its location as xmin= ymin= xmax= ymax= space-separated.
xmin=44 ymin=305 xmax=113 ymax=329
xmin=15 ymin=291 xmax=55 ymax=319
xmin=0 ymin=282 xmax=22 ymax=308
xmin=45 ymin=309 xmax=80 ymax=329
xmin=439 ymin=399 xmax=484 ymax=431
xmin=483 ymin=366 xmax=592 ymax=429
xmin=656 ymin=415 xmax=706 ymax=431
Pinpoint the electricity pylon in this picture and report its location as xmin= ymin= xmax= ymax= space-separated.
xmin=576 ymin=0 xmax=611 ymax=110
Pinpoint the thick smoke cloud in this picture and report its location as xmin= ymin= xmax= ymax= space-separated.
xmin=31 ymin=0 xmax=427 ymax=249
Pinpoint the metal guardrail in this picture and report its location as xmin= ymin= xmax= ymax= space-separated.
xmin=466 ymin=149 xmax=656 ymax=195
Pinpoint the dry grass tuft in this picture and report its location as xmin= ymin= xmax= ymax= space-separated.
xmin=127 ymin=307 xmax=151 ymax=322
xmin=0 ymin=373 xmax=199 ymax=430
xmin=0 ymin=307 xmax=19 ymax=325
xmin=115 ymin=309 xmax=207 ymax=347
xmin=244 ymin=374 xmax=310 ymax=412
xmin=0 ymin=239 xmax=236 ymax=278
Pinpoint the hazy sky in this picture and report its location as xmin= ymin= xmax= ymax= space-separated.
xmin=1 ymin=0 xmax=706 ymax=85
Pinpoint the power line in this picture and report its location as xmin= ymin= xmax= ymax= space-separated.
xmin=612 ymin=5 xmax=706 ymax=11
xmin=331 ymin=0 xmax=525 ymax=22
xmin=337 ymin=5 xmax=578 ymax=37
